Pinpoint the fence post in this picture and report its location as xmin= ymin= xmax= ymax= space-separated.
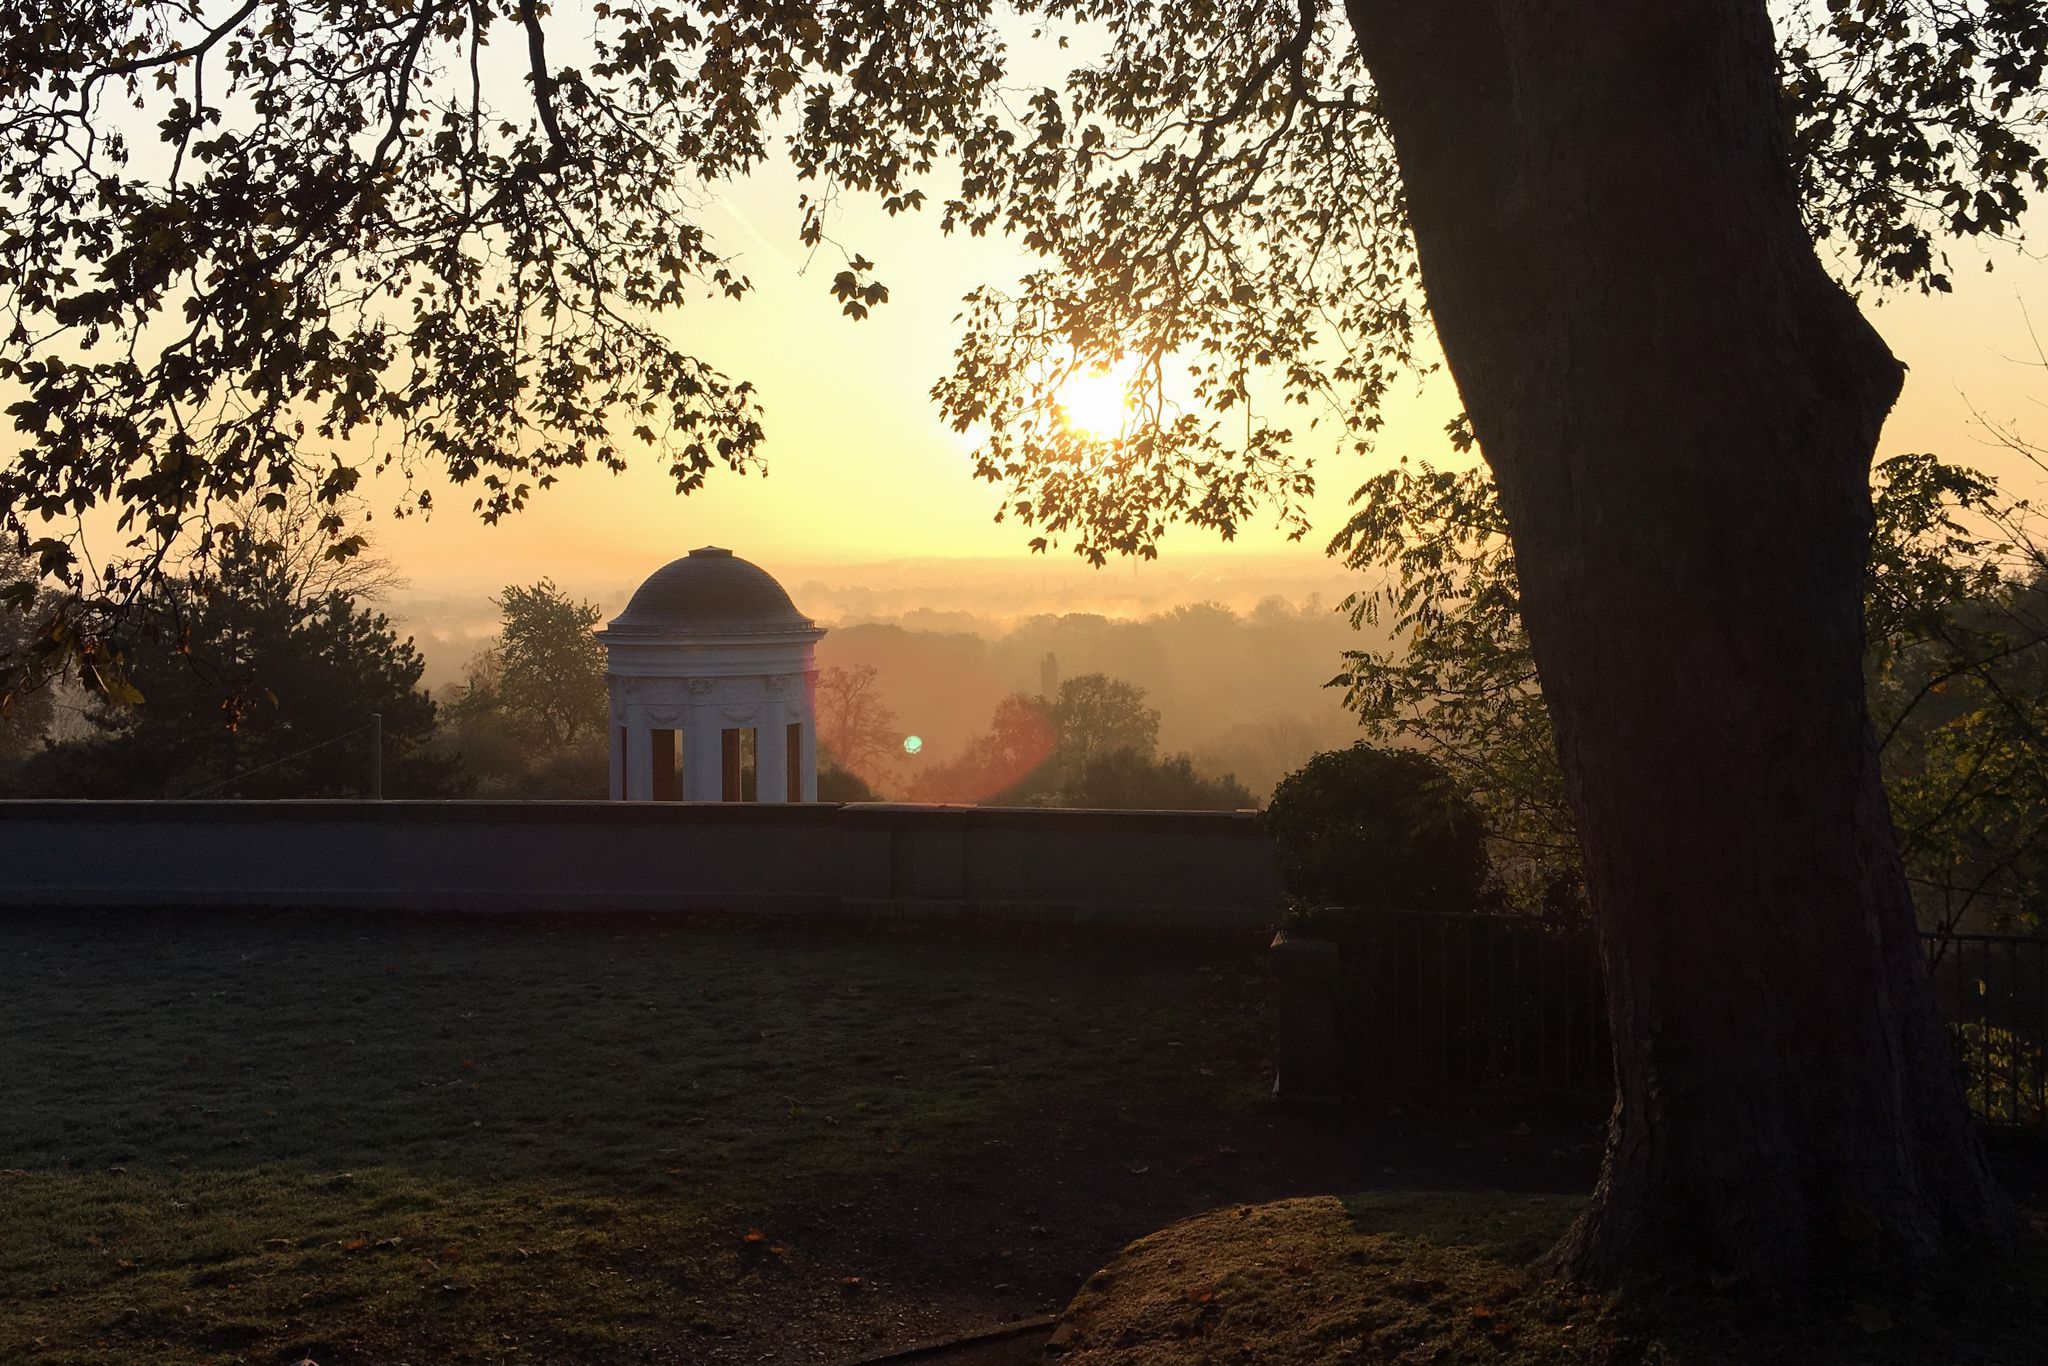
xmin=1271 ymin=929 xmax=1341 ymax=1104
xmin=367 ymin=713 xmax=383 ymax=801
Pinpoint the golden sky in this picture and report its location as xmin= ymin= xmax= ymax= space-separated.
xmin=23 ymin=8 xmax=2048 ymax=613
xmin=365 ymin=146 xmax=2048 ymax=603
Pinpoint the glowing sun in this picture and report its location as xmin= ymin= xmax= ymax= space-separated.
xmin=1055 ymin=367 xmax=1134 ymax=439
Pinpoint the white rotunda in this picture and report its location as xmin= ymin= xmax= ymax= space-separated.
xmin=596 ymin=547 xmax=825 ymax=802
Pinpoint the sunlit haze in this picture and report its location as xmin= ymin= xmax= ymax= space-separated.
xmin=360 ymin=164 xmax=2048 ymax=628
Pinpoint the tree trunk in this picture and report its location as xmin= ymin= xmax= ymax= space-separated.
xmin=1344 ymin=0 xmax=2017 ymax=1284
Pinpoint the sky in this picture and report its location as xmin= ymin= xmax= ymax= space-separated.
xmin=33 ymin=5 xmax=2048 ymax=621
xmin=362 ymin=151 xmax=2048 ymax=610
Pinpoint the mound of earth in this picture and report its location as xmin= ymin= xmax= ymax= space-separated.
xmin=1045 ymin=1191 xmax=2048 ymax=1365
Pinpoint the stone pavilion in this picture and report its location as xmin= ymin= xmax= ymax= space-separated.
xmin=596 ymin=547 xmax=825 ymax=802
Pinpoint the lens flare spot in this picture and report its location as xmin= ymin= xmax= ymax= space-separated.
xmin=903 ymin=735 xmax=924 ymax=755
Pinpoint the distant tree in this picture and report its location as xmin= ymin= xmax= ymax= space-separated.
xmin=1189 ymin=713 xmax=1324 ymax=806
xmin=433 ymin=584 xmax=608 ymax=796
xmin=205 ymin=485 xmax=406 ymax=609
xmin=1263 ymin=745 xmax=1494 ymax=917
xmin=1049 ymin=674 xmax=1160 ymax=771
xmin=490 ymin=580 xmax=607 ymax=748
xmin=985 ymin=692 xmax=1061 ymax=791
xmin=921 ymin=678 xmax=1243 ymax=810
xmin=1067 ymin=749 xmax=1253 ymax=812
xmin=814 ymin=664 xmax=902 ymax=782
xmin=15 ymin=546 xmax=457 ymax=798
xmin=901 ymin=689 xmax=1059 ymax=805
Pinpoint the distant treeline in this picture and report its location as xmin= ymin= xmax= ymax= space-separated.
xmin=0 ymin=530 xmax=1340 ymax=807
xmin=813 ymin=599 xmax=1366 ymax=800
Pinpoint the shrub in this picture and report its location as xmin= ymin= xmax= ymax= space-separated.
xmin=818 ymin=758 xmax=881 ymax=803
xmin=1263 ymin=744 xmax=1494 ymax=915
xmin=1065 ymin=748 xmax=1255 ymax=810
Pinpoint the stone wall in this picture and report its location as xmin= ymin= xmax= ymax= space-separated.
xmin=0 ymin=801 xmax=1282 ymax=931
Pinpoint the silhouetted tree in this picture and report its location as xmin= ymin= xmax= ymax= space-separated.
xmin=438 ymin=581 xmax=608 ymax=794
xmin=485 ymin=581 xmax=607 ymax=747
xmin=919 ymin=674 xmax=1244 ymax=809
xmin=16 ymin=547 xmax=457 ymax=797
xmin=1067 ymin=748 xmax=1253 ymax=812
xmin=815 ymin=664 xmax=902 ymax=784
xmin=0 ymin=548 xmax=56 ymax=768
xmin=10 ymin=0 xmax=2043 ymax=1285
xmin=1264 ymin=745 xmax=1494 ymax=917
xmin=817 ymin=757 xmax=882 ymax=803
xmin=0 ymin=544 xmax=59 ymax=778
xmin=1049 ymin=674 xmax=1160 ymax=772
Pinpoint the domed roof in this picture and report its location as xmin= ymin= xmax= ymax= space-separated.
xmin=604 ymin=547 xmax=818 ymax=636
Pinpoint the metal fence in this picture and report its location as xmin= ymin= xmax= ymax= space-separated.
xmin=1332 ymin=908 xmax=1610 ymax=1095
xmin=1926 ymin=932 xmax=2048 ymax=1127
xmin=1326 ymin=907 xmax=2048 ymax=1127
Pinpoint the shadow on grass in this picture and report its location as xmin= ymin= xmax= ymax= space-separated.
xmin=1 ymin=909 xmax=1320 ymax=1363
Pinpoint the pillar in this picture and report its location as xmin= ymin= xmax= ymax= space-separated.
xmin=682 ymin=707 xmax=722 ymax=801
xmin=623 ymin=715 xmax=655 ymax=801
xmin=610 ymin=719 xmax=626 ymax=800
xmin=1270 ymin=930 xmax=1341 ymax=1104
xmin=721 ymin=728 xmax=743 ymax=801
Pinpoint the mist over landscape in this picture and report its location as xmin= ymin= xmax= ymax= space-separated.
xmin=394 ymin=551 xmax=1375 ymax=799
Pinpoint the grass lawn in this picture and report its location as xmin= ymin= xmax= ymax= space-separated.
xmin=2 ymin=908 xmax=1455 ymax=1364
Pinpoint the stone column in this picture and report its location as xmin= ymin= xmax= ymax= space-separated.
xmin=682 ymin=705 xmax=722 ymax=801
xmin=623 ymin=712 xmax=655 ymax=802
xmin=755 ymin=701 xmax=788 ymax=803
xmin=1269 ymin=930 xmax=1341 ymax=1104
xmin=608 ymin=714 xmax=625 ymax=801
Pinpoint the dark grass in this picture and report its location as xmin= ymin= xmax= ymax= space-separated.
xmin=17 ymin=908 xmax=2012 ymax=1365
xmin=1 ymin=908 xmax=1402 ymax=1364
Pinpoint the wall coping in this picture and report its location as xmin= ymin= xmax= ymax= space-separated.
xmin=0 ymin=799 xmax=1266 ymax=835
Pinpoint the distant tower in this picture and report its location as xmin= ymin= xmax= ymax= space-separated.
xmin=1040 ymin=651 xmax=1060 ymax=700
xmin=595 ymin=547 xmax=825 ymax=802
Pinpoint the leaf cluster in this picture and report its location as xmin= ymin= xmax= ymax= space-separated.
xmin=4 ymin=0 xmax=2044 ymax=663
xmin=1330 ymin=449 xmax=2048 ymax=925
xmin=7 ymin=538 xmax=456 ymax=796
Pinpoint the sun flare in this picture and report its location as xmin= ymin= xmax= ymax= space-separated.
xmin=1054 ymin=367 xmax=1134 ymax=439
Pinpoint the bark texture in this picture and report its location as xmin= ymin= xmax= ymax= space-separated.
xmin=1344 ymin=0 xmax=2017 ymax=1284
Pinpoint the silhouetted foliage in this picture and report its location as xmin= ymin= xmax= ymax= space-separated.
xmin=9 ymin=2 xmax=2040 ymax=689
xmin=439 ymin=580 xmax=607 ymax=795
xmin=1049 ymin=673 xmax=1160 ymax=772
xmin=1066 ymin=748 xmax=1253 ymax=811
xmin=12 ymin=544 xmax=458 ymax=797
xmin=484 ymin=580 xmax=608 ymax=747
xmin=1330 ymin=453 xmax=2048 ymax=929
xmin=817 ymin=757 xmax=881 ymax=803
xmin=814 ymin=664 xmax=902 ymax=791
xmin=0 ymin=548 xmax=57 ymax=769
xmin=1263 ymin=744 xmax=1493 ymax=916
